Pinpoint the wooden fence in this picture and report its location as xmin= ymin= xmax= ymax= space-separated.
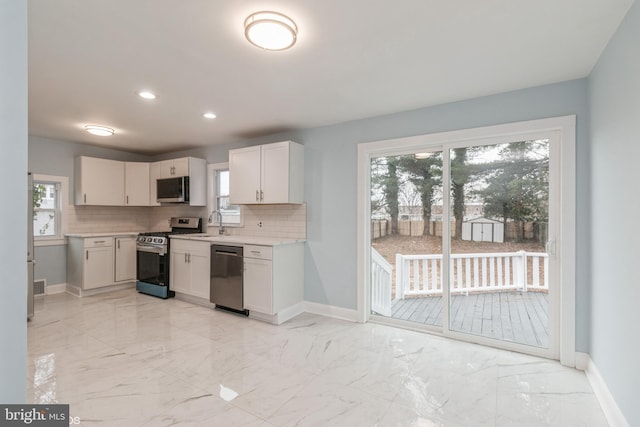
xmin=372 ymin=220 xmax=546 ymax=241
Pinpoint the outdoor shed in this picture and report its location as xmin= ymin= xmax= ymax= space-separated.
xmin=461 ymin=217 xmax=504 ymax=243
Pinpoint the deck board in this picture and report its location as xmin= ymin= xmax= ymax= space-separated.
xmin=390 ymin=291 xmax=549 ymax=348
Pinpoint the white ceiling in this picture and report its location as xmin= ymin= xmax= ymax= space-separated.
xmin=28 ymin=0 xmax=633 ymax=154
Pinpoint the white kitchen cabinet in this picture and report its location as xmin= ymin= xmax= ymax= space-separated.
xmin=124 ymin=162 xmax=150 ymax=206
xmin=157 ymin=157 xmax=192 ymax=178
xmin=229 ymin=141 xmax=304 ymax=204
xmin=114 ymin=236 xmax=137 ymax=283
xmin=243 ymin=243 xmax=303 ymax=320
xmin=75 ymin=156 xmax=125 ymax=205
xmin=151 ymin=157 xmax=207 ymax=206
xmin=244 ymin=256 xmax=273 ymax=314
xmin=67 ymin=236 xmax=115 ymax=290
xmin=170 ymin=239 xmax=210 ymax=299
xmin=149 ymin=161 xmax=162 ymax=206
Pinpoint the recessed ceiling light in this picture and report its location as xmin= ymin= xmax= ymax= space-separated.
xmin=203 ymin=112 xmax=217 ymax=119
xmin=244 ymin=11 xmax=298 ymax=51
xmin=84 ymin=125 xmax=114 ymax=136
xmin=138 ymin=91 xmax=157 ymax=100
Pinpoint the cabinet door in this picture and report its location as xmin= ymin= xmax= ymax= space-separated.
xmin=189 ymin=251 xmax=210 ymax=299
xmin=149 ymin=162 xmax=162 ymax=206
xmin=160 ymin=160 xmax=175 ymax=178
xmin=172 ymin=158 xmax=190 ymax=176
xmin=261 ymin=142 xmax=290 ymax=203
xmin=169 ymin=248 xmax=190 ymax=293
xmin=78 ymin=157 xmax=125 ymax=205
xmin=243 ymin=257 xmax=273 ymax=314
xmin=84 ymin=246 xmax=114 ymax=289
xmin=125 ymin=162 xmax=150 ymax=206
xmin=229 ymin=146 xmax=262 ymax=204
xmin=114 ymin=237 xmax=136 ymax=282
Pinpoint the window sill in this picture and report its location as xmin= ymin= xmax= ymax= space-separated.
xmin=34 ymin=238 xmax=66 ymax=247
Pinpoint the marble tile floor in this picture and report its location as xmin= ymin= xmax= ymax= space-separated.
xmin=27 ymin=289 xmax=608 ymax=426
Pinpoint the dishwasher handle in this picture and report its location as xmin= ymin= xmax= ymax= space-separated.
xmin=212 ymin=245 xmax=243 ymax=258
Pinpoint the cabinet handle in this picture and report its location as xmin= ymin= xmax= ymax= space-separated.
xmin=184 ymin=253 xmax=187 ymax=263
xmin=94 ymin=240 xmax=106 ymax=244
xmin=86 ymin=250 xmax=88 ymax=261
xmin=117 ymin=240 xmax=120 ymax=250
xmin=126 ymin=195 xmax=129 ymax=204
xmin=188 ymin=253 xmax=191 ymax=263
xmin=84 ymin=194 xmax=87 ymax=203
xmin=256 ymin=190 xmax=259 ymax=202
xmin=260 ymin=190 xmax=264 ymax=201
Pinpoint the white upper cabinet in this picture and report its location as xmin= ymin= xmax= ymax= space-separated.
xmin=152 ymin=157 xmax=207 ymax=206
xmin=158 ymin=157 xmax=190 ymax=178
xmin=229 ymin=146 xmax=262 ymax=204
xmin=75 ymin=156 xmax=205 ymax=206
xmin=229 ymin=141 xmax=304 ymax=204
xmin=124 ymin=162 xmax=150 ymax=206
xmin=149 ymin=161 xmax=162 ymax=207
xmin=75 ymin=156 xmax=125 ymax=205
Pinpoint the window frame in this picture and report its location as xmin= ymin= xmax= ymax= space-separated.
xmin=33 ymin=174 xmax=68 ymax=246
xmin=207 ymin=163 xmax=243 ymax=228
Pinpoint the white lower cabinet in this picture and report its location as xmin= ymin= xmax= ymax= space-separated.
xmin=170 ymin=239 xmax=211 ymax=300
xmin=68 ymin=236 xmax=115 ymax=291
xmin=114 ymin=236 xmax=137 ymax=283
xmin=243 ymin=243 xmax=303 ymax=320
xmin=244 ymin=256 xmax=273 ymax=314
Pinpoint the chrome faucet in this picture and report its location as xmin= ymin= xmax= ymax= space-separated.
xmin=216 ymin=210 xmax=225 ymax=235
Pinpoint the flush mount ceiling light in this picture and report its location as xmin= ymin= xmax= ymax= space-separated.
xmin=244 ymin=11 xmax=297 ymax=51
xmin=414 ymin=153 xmax=432 ymax=159
xmin=203 ymin=112 xmax=217 ymax=119
xmin=138 ymin=90 xmax=157 ymax=100
xmin=84 ymin=125 xmax=114 ymax=137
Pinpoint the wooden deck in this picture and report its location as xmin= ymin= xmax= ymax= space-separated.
xmin=390 ymin=291 xmax=549 ymax=348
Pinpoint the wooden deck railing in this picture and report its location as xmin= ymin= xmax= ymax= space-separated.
xmin=371 ymin=248 xmax=393 ymax=316
xmin=395 ymin=250 xmax=548 ymax=299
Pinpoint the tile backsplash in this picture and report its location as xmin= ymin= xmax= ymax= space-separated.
xmin=67 ymin=203 xmax=306 ymax=239
xmin=208 ymin=204 xmax=306 ymax=240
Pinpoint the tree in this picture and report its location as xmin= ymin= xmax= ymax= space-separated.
xmin=398 ymin=153 xmax=442 ymax=235
xmin=371 ymin=156 xmax=402 ymax=234
xmin=478 ymin=140 xmax=549 ymax=242
xmin=450 ymin=148 xmax=469 ymax=240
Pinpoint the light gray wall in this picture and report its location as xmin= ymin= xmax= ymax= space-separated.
xmin=28 ymin=136 xmax=152 ymax=286
xmin=589 ymin=1 xmax=640 ymax=425
xmin=167 ymin=79 xmax=591 ymax=352
xmin=0 ymin=0 xmax=28 ymax=402
xmin=34 ymin=246 xmax=67 ymax=286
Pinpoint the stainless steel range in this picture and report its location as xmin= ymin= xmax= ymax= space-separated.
xmin=136 ymin=217 xmax=202 ymax=299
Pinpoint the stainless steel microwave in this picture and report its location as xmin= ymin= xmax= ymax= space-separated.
xmin=157 ymin=176 xmax=189 ymax=203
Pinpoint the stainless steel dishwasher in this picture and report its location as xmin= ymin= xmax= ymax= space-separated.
xmin=210 ymin=245 xmax=247 ymax=315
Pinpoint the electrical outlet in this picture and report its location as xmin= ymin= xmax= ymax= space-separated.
xmin=258 ymin=221 xmax=263 ymax=228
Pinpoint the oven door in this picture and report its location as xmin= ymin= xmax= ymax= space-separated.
xmin=136 ymin=246 xmax=168 ymax=286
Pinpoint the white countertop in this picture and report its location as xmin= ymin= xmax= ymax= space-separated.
xmin=65 ymin=231 xmax=141 ymax=238
xmin=169 ymin=234 xmax=305 ymax=246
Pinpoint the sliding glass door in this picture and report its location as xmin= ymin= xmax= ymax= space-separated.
xmin=365 ymin=124 xmax=562 ymax=357
xmin=447 ymin=139 xmax=551 ymax=348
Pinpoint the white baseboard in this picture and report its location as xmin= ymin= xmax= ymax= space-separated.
xmin=46 ymin=283 xmax=67 ymax=295
xmin=65 ymin=282 xmax=135 ymax=297
xmin=575 ymin=351 xmax=590 ymax=370
xmin=277 ymin=301 xmax=306 ymax=324
xmin=304 ymin=301 xmax=359 ymax=322
xmin=576 ymin=352 xmax=629 ymax=427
